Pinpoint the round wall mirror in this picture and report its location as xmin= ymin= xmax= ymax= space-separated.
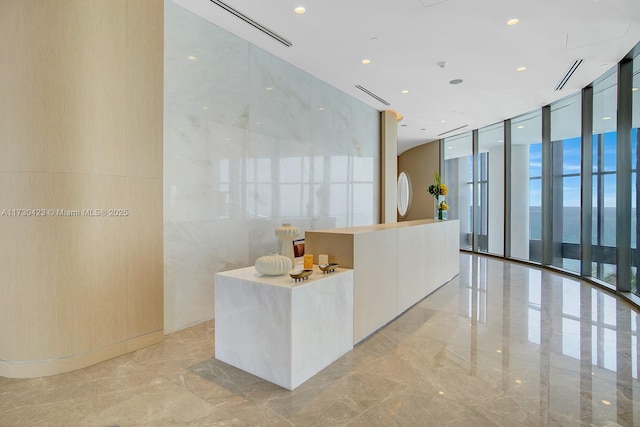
xmin=397 ymin=171 xmax=411 ymax=217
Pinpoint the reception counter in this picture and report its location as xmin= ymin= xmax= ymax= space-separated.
xmin=215 ymin=265 xmax=353 ymax=390
xmin=305 ymin=219 xmax=459 ymax=343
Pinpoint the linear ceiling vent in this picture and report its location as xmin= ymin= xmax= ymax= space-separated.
xmin=438 ymin=125 xmax=468 ymax=137
xmin=355 ymin=85 xmax=391 ymax=106
xmin=209 ymin=0 xmax=292 ymax=47
xmin=555 ymin=59 xmax=583 ymax=91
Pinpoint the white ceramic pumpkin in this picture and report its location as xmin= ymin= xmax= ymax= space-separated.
xmin=254 ymin=253 xmax=292 ymax=276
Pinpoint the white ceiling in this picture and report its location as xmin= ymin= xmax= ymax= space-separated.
xmin=173 ymin=0 xmax=640 ymax=154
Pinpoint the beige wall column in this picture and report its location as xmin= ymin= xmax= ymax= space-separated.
xmin=380 ymin=110 xmax=398 ymax=223
xmin=397 ymin=141 xmax=441 ymax=221
xmin=0 ymin=0 xmax=164 ymax=378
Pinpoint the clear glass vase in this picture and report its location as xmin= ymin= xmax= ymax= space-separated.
xmin=434 ymin=196 xmax=447 ymax=221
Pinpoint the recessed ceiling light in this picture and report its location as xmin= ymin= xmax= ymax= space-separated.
xmin=516 ymin=66 xmax=526 ymax=72
xmin=515 ymin=379 xmax=523 ymax=384
xmin=633 ymin=87 xmax=639 ymax=92
xmin=188 ymin=55 xmax=197 ymax=61
xmin=438 ymin=391 xmax=445 ymax=395
xmin=294 ymin=6 xmax=305 ymax=14
xmin=498 ymin=139 xmax=504 ymax=143
xmin=447 ymin=146 xmax=453 ymax=149
xmin=602 ymin=116 xmax=612 ymax=120
xmin=362 ymin=59 xmax=371 ymax=65
xmin=507 ymin=18 xmax=519 ymax=26
xmin=401 ymin=90 xmax=409 ymax=94
xmin=318 ymin=107 xmax=324 ymax=111
xmin=441 ymin=120 xmax=446 ymax=123
xmin=203 ymin=106 xmax=208 ymax=110
xmin=449 ymin=79 xmax=463 ymax=85
xmin=517 ymin=125 xmax=524 ymax=129
xmin=266 ymin=87 xmax=273 ymax=91
xmin=601 ymin=400 xmax=612 ymax=406
xmin=370 ymin=37 xmax=379 ymax=41
xmin=496 ymin=349 xmax=502 ymax=353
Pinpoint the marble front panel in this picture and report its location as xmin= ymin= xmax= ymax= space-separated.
xmin=164 ymin=0 xmax=380 ymax=332
xmin=215 ymin=265 xmax=353 ymax=390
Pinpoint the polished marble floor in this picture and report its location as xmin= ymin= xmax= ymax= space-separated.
xmin=2 ymin=253 xmax=640 ymax=426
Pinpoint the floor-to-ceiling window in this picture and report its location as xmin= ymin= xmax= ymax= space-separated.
xmin=550 ymin=93 xmax=582 ymax=274
xmin=511 ymin=111 xmax=543 ymax=262
xmin=440 ymin=41 xmax=640 ymax=308
xmin=477 ymin=123 xmax=505 ymax=256
xmin=443 ymin=132 xmax=473 ymax=250
xmin=592 ymin=69 xmax=618 ymax=285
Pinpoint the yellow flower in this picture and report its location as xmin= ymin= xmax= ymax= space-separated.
xmin=428 ymin=172 xmax=449 ymax=197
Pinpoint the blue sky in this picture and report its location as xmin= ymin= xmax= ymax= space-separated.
xmin=528 ymin=130 xmax=637 ymax=207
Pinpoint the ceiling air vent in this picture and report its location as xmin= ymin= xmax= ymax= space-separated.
xmin=355 ymin=85 xmax=390 ymax=106
xmin=555 ymin=59 xmax=583 ymax=91
xmin=209 ymin=0 xmax=292 ymax=47
xmin=438 ymin=125 xmax=468 ymax=137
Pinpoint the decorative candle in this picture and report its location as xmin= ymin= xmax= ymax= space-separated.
xmin=318 ymin=254 xmax=329 ymax=265
xmin=275 ymin=223 xmax=300 ymax=265
xmin=303 ymin=254 xmax=313 ymax=269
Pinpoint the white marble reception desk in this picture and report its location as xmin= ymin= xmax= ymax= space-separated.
xmin=305 ymin=219 xmax=460 ymax=343
xmin=214 ymin=265 xmax=353 ymax=390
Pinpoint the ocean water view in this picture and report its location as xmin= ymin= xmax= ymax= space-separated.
xmin=529 ymin=206 xmax=638 ymax=248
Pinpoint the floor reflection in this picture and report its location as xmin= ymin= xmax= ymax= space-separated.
xmin=434 ymin=254 xmax=639 ymax=426
xmin=1 ymin=253 xmax=639 ymax=426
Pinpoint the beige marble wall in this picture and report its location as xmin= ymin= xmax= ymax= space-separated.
xmin=380 ymin=110 xmax=398 ymax=223
xmin=0 ymin=0 xmax=164 ymax=378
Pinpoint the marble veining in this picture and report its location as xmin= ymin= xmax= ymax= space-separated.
xmin=215 ymin=265 xmax=353 ymax=390
xmin=2 ymin=253 xmax=640 ymax=426
xmin=163 ymin=0 xmax=380 ymax=333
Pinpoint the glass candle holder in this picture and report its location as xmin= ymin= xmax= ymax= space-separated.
xmin=303 ymin=254 xmax=313 ymax=269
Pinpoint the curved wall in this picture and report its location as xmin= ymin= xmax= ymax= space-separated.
xmin=397 ymin=141 xmax=441 ymax=221
xmin=0 ymin=0 xmax=164 ymax=378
